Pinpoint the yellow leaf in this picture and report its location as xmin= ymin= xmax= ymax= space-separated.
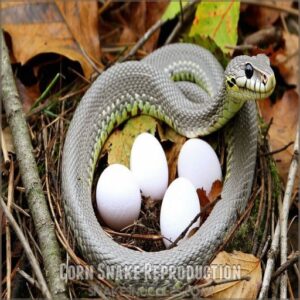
xmin=201 ymin=251 xmax=262 ymax=299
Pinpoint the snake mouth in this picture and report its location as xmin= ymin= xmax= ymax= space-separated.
xmin=227 ymin=74 xmax=276 ymax=100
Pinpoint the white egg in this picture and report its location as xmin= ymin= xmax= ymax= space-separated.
xmin=96 ymin=164 xmax=141 ymax=230
xmin=160 ymin=178 xmax=200 ymax=248
xmin=177 ymin=138 xmax=222 ymax=194
xmin=130 ymin=132 xmax=168 ymax=200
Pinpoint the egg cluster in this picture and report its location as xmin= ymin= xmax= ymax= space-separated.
xmin=96 ymin=132 xmax=222 ymax=248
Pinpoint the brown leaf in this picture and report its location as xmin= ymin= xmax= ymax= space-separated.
xmin=159 ymin=127 xmax=187 ymax=184
xmin=197 ymin=188 xmax=210 ymax=208
xmin=16 ymin=79 xmax=40 ymax=113
xmin=258 ymin=89 xmax=299 ymax=188
xmin=201 ymin=251 xmax=262 ymax=299
xmin=99 ymin=1 xmax=168 ymax=55
xmin=274 ymin=32 xmax=298 ymax=87
xmin=2 ymin=1 xmax=101 ymax=79
xmin=242 ymin=1 xmax=293 ymax=29
xmin=208 ymin=180 xmax=223 ymax=202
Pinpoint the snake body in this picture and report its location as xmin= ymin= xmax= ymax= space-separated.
xmin=62 ymin=44 xmax=275 ymax=296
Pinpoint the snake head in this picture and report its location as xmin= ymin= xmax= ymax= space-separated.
xmin=224 ymin=54 xmax=276 ymax=101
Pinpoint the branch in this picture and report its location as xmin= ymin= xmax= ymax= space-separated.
xmin=258 ymin=219 xmax=280 ymax=299
xmin=280 ymin=123 xmax=299 ymax=299
xmin=0 ymin=30 xmax=67 ymax=299
xmin=272 ymin=251 xmax=300 ymax=280
xmin=0 ymin=197 xmax=51 ymax=299
xmin=259 ymin=123 xmax=299 ymax=299
xmin=120 ymin=0 xmax=201 ymax=62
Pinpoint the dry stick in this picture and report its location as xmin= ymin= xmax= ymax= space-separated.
xmin=0 ymin=197 xmax=51 ymax=299
xmin=18 ymin=270 xmax=42 ymax=291
xmin=164 ymin=1 xmax=198 ymax=45
xmin=168 ymin=196 xmax=221 ymax=249
xmin=262 ymin=141 xmax=294 ymax=156
xmin=272 ymin=251 xmax=300 ymax=280
xmin=257 ymin=165 xmax=272 ymax=257
xmin=280 ymin=125 xmax=300 ymax=299
xmin=241 ymin=0 xmax=299 ymax=16
xmin=259 ymin=124 xmax=300 ymax=299
xmin=5 ymin=159 xmax=14 ymax=300
xmin=0 ymin=31 xmax=67 ymax=299
xmin=252 ymin=154 xmax=266 ymax=255
xmin=0 ymin=127 xmax=10 ymax=165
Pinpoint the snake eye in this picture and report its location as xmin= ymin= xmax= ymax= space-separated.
xmin=245 ymin=63 xmax=254 ymax=79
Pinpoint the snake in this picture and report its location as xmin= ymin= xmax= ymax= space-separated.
xmin=61 ymin=43 xmax=275 ymax=296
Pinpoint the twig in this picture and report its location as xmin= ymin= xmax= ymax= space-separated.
xmin=0 ymin=30 xmax=67 ymax=299
xmin=252 ymin=154 xmax=266 ymax=255
xmin=104 ymin=228 xmax=163 ymax=240
xmin=168 ymin=196 xmax=221 ymax=249
xmin=5 ymin=159 xmax=14 ymax=300
xmin=0 ymin=127 xmax=10 ymax=165
xmin=258 ymin=218 xmax=281 ymax=299
xmin=262 ymin=141 xmax=294 ymax=156
xmin=257 ymin=166 xmax=272 ymax=257
xmin=241 ymin=0 xmax=299 ymax=16
xmin=225 ymin=44 xmax=256 ymax=51
xmin=0 ymin=197 xmax=52 ymax=299
xmin=259 ymin=235 xmax=271 ymax=260
xmin=164 ymin=1 xmax=198 ymax=45
xmin=272 ymin=251 xmax=300 ymax=280
xmin=18 ymin=269 xmax=41 ymax=291
xmin=120 ymin=19 xmax=164 ymax=62
xmin=120 ymin=0 xmax=200 ymax=62
xmin=280 ymin=124 xmax=299 ymax=299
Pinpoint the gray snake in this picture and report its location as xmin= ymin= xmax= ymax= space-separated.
xmin=61 ymin=43 xmax=275 ymax=296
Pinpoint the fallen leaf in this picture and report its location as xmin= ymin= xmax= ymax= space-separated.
xmin=2 ymin=0 xmax=101 ymax=79
xmin=162 ymin=1 xmax=189 ymax=21
xmin=189 ymin=1 xmax=240 ymax=54
xmin=197 ymin=188 xmax=210 ymax=208
xmin=208 ymin=180 xmax=223 ymax=202
xmin=197 ymin=180 xmax=222 ymax=223
xmin=158 ymin=125 xmax=186 ymax=184
xmin=102 ymin=116 xmax=158 ymax=167
xmin=241 ymin=1 xmax=293 ymax=29
xmin=258 ymin=89 xmax=299 ymax=188
xmin=200 ymin=251 xmax=262 ymax=299
xmin=274 ymin=32 xmax=298 ymax=87
xmin=99 ymin=1 xmax=168 ymax=56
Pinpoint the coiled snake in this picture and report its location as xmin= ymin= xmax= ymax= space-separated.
xmin=62 ymin=44 xmax=275 ymax=296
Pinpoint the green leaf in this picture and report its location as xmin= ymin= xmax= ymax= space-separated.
xmin=189 ymin=1 xmax=240 ymax=54
xmin=102 ymin=116 xmax=158 ymax=167
xmin=161 ymin=1 xmax=189 ymax=21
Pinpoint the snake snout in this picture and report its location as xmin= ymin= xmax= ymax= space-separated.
xmin=225 ymin=54 xmax=276 ymax=101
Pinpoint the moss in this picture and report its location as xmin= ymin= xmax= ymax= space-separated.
xmin=225 ymin=195 xmax=263 ymax=253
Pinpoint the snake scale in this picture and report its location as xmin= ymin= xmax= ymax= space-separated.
xmin=62 ymin=44 xmax=275 ymax=296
